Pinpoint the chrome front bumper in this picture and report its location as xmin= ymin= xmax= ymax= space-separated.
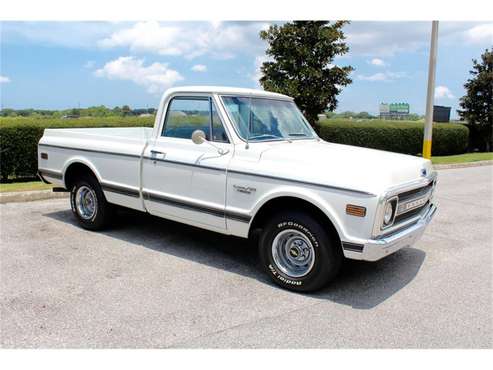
xmin=342 ymin=203 xmax=437 ymax=261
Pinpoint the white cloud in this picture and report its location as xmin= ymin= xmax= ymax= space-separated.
xmin=1 ymin=21 xmax=121 ymax=49
xmin=84 ymin=60 xmax=96 ymax=69
xmin=0 ymin=75 xmax=11 ymax=84
xmin=4 ymin=21 xmax=491 ymax=60
xmin=369 ymin=58 xmax=386 ymax=66
xmin=345 ymin=22 xmax=429 ymax=56
xmin=94 ymin=56 xmax=183 ymax=94
xmin=251 ymin=54 xmax=272 ymax=87
xmin=98 ymin=21 xmax=269 ymax=59
xmin=464 ymin=23 xmax=493 ymax=44
xmin=345 ymin=21 xmax=492 ymax=57
xmin=435 ymin=85 xmax=455 ymax=99
xmin=357 ymin=71 xmax=406 ymax=82
xmin=191 ymin=64 xmax=207 ymax=72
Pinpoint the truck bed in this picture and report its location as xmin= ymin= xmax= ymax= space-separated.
xmin=38 ymin=127 xmax=153 ymax=211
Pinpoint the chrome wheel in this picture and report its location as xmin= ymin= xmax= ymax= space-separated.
xmin=75 ymin=185 xmax=97 ymax=220
xmin=272 ymin=229 xmax=315 ymax=278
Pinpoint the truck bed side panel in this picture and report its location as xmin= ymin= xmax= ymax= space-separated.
xmin=38 ymin=127 xmax=150 ymax=211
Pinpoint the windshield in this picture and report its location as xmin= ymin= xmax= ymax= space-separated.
xmin=221 ymin=96 xmax=316 ymax=142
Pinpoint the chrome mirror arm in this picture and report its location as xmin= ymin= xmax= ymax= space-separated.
xmin=203 ymin=140 xmax=229 ymax=155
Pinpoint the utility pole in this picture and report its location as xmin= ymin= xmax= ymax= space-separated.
xmin=423 ymin=21 xmax=439 ymax=159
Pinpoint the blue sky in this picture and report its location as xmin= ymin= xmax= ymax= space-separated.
xmin=1 ymin=21 xmax=492 ymax=117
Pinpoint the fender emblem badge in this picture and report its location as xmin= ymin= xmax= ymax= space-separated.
xmin=233 ymin=185 xmax=256 ymax=194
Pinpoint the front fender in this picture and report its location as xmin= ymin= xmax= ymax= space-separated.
xmin=248 ymin=185 xmax=348 ymax=241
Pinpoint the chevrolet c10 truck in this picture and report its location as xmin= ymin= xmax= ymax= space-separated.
xmin=37 ymin=86 xmax=437 ymax=292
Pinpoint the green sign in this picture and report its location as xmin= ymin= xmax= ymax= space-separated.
xmin=389 ymin=103 xmax=409 ymax=114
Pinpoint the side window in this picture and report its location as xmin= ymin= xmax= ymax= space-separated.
xmin=163 ymin=98 xmax=210 ymax=140
xmin=211 ymin=102 xmax=229 ymax=143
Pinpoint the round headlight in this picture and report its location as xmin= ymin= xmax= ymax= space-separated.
xmin=383 ymin=201 xmax=394 ymax=225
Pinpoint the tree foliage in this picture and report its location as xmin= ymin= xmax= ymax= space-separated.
xmin=0 ymin=105 xmax=157 ymax=118
xmin=259 ymin=21 xmax=353 ymax=130
xmin=458 ymin=48 xmax=493 ymax=151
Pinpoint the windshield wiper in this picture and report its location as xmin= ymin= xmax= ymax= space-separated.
xmin=288 ymin=133 xmax=308 ymax=137
xmin=248 ymin=134 xmax=282 ymax=140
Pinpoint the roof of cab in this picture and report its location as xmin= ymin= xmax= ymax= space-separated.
xmin=164 ymin=86 xmax=293 ymax=100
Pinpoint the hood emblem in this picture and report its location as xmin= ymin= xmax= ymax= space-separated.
xmin=421 ymin=168 xmax=427 ymax=177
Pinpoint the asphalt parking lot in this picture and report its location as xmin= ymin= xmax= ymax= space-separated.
xmin=1 ymin=166 xmax=492 ymax=348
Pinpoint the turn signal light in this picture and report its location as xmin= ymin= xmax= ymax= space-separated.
xmin=346 ymin=204 xmax=366 ymax=217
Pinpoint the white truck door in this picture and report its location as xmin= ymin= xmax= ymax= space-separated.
xmin=142 ymin=96 xmax=233 ymax=230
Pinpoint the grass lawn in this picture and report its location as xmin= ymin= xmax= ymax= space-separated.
xmin=0 ymin=181 xmax=53 ymax=193
xmin=431 ymin=152 xmax=493 ymax=164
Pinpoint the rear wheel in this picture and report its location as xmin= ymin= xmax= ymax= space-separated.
xmin=70 ymin=175 xmax=114 ymax=230
xmin=258 ymin=211 xmax=342 ymax=292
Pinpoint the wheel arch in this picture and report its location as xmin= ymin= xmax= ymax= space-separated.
xmin=62 ymin=158 xmax=102 ymax=190
xmin=248 ymin=194 xmax=343 ymax=246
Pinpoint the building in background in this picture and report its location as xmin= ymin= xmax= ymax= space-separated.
xmin=379 ymin=102 xmax=410 ymax=120
xmin=433 ymin=105 xmax=451 ymax=122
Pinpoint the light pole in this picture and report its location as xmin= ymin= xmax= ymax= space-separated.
xmin=423 ymin=21 xmax=439 ymax=159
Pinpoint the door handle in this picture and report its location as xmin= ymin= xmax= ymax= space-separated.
xmin=150 ymin=150 xmax=166 ymax=156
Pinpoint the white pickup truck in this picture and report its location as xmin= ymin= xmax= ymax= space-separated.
xmin=38 ymin=86 xmax=437 ymax=292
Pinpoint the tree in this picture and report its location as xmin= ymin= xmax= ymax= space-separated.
xmin=458 ymin=48 xmax=493 ymax=152
xmin=71 ymin=108 xmax=80 ymax=117
xmin=122 ymin=105 xmax=131 ymax=117
xmin=112 ymin=106 xmax=122 ymax=116
xmin=259 ymin=21 xmax=353 ymax=131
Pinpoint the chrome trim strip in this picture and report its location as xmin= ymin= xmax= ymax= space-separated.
xmin=143 ymin=156 xmax=225 ymax=172
xmin=385 ymin=172 xmax=437 ymax=198
xmin=227 ymin=169 xmax=376 ymax=197
xmin=142 ymin=190 xmax=251 ymax=223
xmin=38 ymin=144 xmax=141 ymax=159
xmin=101 ymin=182 xmax=140 ymax=198
xmin=38 ymin=168 xmax=63 ymax=180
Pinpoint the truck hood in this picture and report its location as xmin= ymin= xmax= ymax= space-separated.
xmin=251 ymin=139 xmax=433 ymax=196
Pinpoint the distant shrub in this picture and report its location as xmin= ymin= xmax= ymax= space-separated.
xmin=0 ymin=116 xmax=470 ymax=181
xmin=0 ymin=117 xmax=154 ymax=181
xmin=319 ymin=119 xmax=469 ymax=156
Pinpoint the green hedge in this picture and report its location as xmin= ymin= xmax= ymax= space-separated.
xmin=0 ymin=117 xmax=469 ymax=181
xmin=0 ymin=117 xmax=154 ymax=181
xmin=319 ymin=119 xmax=469 ymax=156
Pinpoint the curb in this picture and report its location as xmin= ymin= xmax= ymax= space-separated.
xmin=433 ymin=160 xmax=493 ymax=170
xmin=0 ymin=190 xmax=69 ymax=204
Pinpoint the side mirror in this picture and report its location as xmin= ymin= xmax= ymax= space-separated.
xmin=191 ymin=129 xmax=206 ymax=145
xmin=191 ymin=129 xmax=230 ymax=156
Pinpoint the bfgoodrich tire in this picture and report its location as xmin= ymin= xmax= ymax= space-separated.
xmin=70 ymin=175 xmax=114 ymax=231
xmin=258 ymin=211 xmax=342 ymax=292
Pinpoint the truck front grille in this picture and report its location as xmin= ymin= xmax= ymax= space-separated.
xmin=394 ymin=202 xmax=429 ymax=224
xmin=393 ymin=180 xmax=435 ymax=226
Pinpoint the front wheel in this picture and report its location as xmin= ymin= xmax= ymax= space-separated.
xmin=258 ymin=211 xmax=342 ymax=292
xmin=70 ymin=175 xmax=114 ymax=230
